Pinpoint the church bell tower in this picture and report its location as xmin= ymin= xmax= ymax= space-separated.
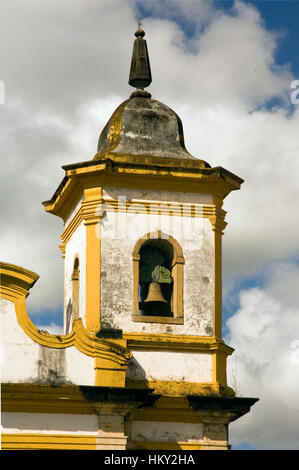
xmin=41 ymin=27 xmax=258 ymax=450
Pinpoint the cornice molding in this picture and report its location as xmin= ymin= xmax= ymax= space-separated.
xmin=42 ymin=156 xmax=243 ymax=220
xmin=123 ymin=332 xmax=234 ymax=355
xmin=0 ymin=262 xmax=39 ymax=301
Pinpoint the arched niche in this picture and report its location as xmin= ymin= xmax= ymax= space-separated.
xmin=132 ymin=231 xmax=184 ymax=324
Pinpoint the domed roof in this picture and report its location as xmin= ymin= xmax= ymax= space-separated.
xmin=94 ymin=28 xmax=210 ymax=168
xmin=96 ymin=93 xmax=208 ymax=162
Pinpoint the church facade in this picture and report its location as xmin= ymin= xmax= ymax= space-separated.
xmin=0 ymin=28 xmax=257 ymax=450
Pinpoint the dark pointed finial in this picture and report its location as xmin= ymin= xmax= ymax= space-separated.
xmin=129 ymin=25 xmax=152 ymax=92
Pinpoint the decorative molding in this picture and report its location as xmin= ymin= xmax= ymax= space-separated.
xmin=209 ymin=214 xmax=227 ymax=234
xmin=1 ymin=383 xmax=95 ymax=414
xmin=83 ymin=187 xmax=102 ymax=333
xmin=131 ymin=315 xmax=184 ymax=325
xmin=0 ymin=262 xmax=132 ymax=387
xmin=13 ymin=297 xmax=132 ymax=367
xmin=0 ymin=262 xmax=39 ymax=301
xmin=43 ymin=155 xmax=243 ymax=221
xmin=123 ymin=332 xmax=234 ymax=354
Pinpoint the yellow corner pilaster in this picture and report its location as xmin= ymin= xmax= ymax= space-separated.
xmin=94 ymin=338 xmax=131 ymax=388
xmin=82 ymin=187 xmax=102 ymax=333
xmin=210 ymin=210 xmax=227 ymax=340
xmin=212 ymin=350 xmax=228 ymax=389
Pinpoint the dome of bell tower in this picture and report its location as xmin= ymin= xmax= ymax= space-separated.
xmin=94 ymin=28 xmax=210 ymax=168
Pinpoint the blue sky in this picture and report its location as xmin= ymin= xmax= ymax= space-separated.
xmin=1 ymin=0 xmax=299 ymax=450
xmin=137 ymin=0 xmax=299 ymax=74
xmin=241 ymin=1 xmax=299 ymax=76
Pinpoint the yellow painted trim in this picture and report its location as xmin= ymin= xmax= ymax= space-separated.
xmin=124 ymin=332 xmax=234 ymax=396
xmin=82 ymin=187 xmax=102 ymax=333
xmin=1 ymin=383 xmax=96 ymax=414
xmin=212 ymin=350 xmax=228 ymax=388
xmin=43 ymin=156 xmax=242 ymax=221
xmin=129 ymin=407 xmax=203 ymax=424
xmin=125 ymin=380 xmax=234 ymax=397
xmin=209 ymin=215 xmax=226 ymax=339
xmin=43 ymin=176 xmax=85 ymax=221
xmin=123 ymin=332 xmax=234 ymax=354
xmin=0 ymin=262 xmax=132 ymax=388
xmin=101 ymin=100 xmax=130 ymax=154
xmin=0 ymin=262 xmax=39 ymax=301
xmin=1 ymin=433 xmax=97 ymax=450
xmin=131 ymin=315 xmax=184 ymax=324
xmin=13 ymin=297 xmax=130 ymax=363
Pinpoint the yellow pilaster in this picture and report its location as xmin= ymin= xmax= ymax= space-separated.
xmin=94 ymin=338 xmax=132 ymax=387
xmin=81 ymin=187 xmax=102 ymax=333
xmin=212 ymin=350 xmax=228 ymax=388
xmin=210 ymin=208 xmax=227 ymax=340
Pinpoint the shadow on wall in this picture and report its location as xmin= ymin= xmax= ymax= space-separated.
xmin=126 ymin=357 xmax=149 ymax=387
xmin=65 ymin=298 xmax=72 ymax=334
xmin=37 ymin=345 xmax=70 ymax=385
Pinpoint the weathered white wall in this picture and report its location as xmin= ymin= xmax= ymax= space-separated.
xmin=100 ymin=187 xmax=214 ymax=336
xmin=1 ymin=298 xmax=39 ymax=382
xmin=127 ymin=350 xmax=212 ymax=383
xmin=128 ymin=420 xmax=203 ymax=443
xmin=1 ymin=412 xmax=98 ymax=435
xmin=1 ymin=298 xmax=94 ymax=386
xmin=64 ymin=221 xmax=86 ymax=332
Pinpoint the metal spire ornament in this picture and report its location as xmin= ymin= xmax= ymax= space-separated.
xmin=129 ymin=24 xmax=152 ymax=97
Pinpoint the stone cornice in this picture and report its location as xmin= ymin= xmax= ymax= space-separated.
xmin=0 ymin=262 xmax=39 ymax=300
xmin=42 ymin=156 xmax=243 ymax=221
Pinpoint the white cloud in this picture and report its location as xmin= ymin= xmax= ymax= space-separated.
xmin=177 ymin=102 xmax=299 ymax=281
xmin=35 ymin=322 xmax=63 ymax=336
xmin=225 ymin=264 xmax=299 ymax=449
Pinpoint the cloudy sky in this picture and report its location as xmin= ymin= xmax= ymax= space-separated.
xmin=1 ymin=0 xmax=299 ymax=450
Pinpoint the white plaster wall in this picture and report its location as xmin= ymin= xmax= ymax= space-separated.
xmin=1 ymin=298 xmax=40 ymax=382
xmin=65 ymin=347 xmax=94 ymax=386
xmin=1 ymin=412 xmax=98 ymax=435
xmin=64 ymin=221 xmax=86 ymax=331
xmin=100 ymin=187 xmax=214 ymax=336
xmin=1 ymin=298 xmax=94 ymax=386
xmin=129 ymin=420 xmax=203 ymax=443
xmin=127 ymin=350 xmax=212 ymax=383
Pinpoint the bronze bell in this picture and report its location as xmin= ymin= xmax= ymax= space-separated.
xmin=144 ymin=281 xmax=168 ymax=303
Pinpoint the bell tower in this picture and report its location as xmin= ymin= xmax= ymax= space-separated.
xmin=42 ymin=27 xmax=258 ymax=450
